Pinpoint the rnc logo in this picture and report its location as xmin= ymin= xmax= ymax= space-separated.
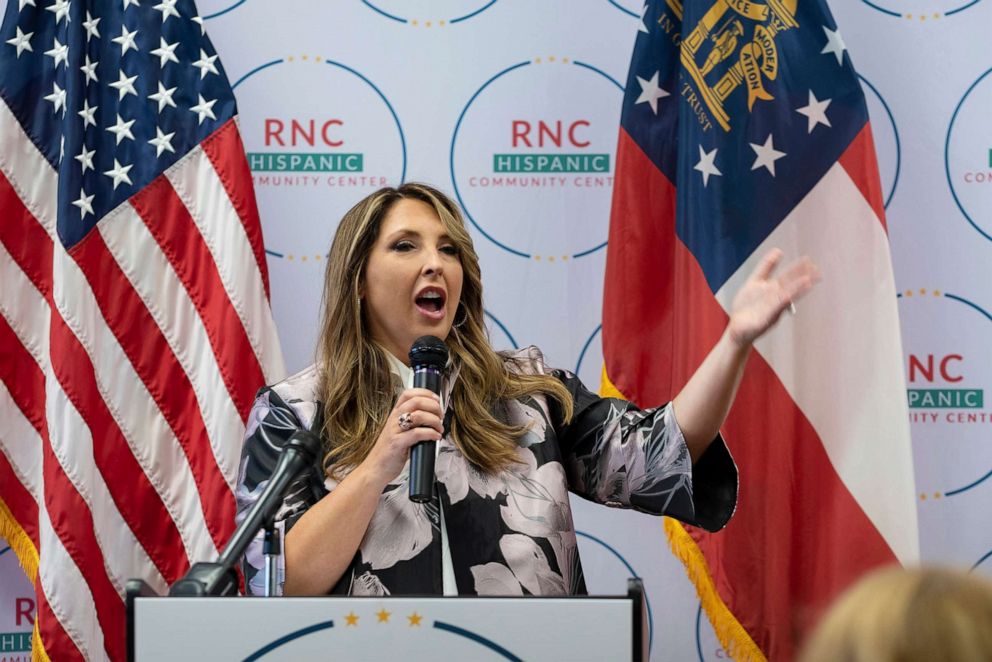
xmin=248 ymin=118 xmax=363 ymax=173
xmin=234 ymin=55 xmax=405 ymax=196
xmin=492 ymin=120 xmax=609 ymax=173
xmin=449 ymin=58 xmax=622 ymax=259
xmin=907 ymin=353 xmax=983 ymax=409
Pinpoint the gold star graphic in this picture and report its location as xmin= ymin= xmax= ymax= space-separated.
xmin=376 ymin=609 xmax=391 ymax=623
xmin=345 ymin=612 xmax=359 ymax=626
xmin=407 ymin=612 xmax=423 ymax=627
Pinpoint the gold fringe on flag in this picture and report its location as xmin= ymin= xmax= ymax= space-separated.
xmin=0 ymin=497 xmax=49 ymax=661
xmin=0 ymin=496 xmax=38 ymax=582
xmin=664 ymin=518 xmax=766 ymax=661
xmin=600 ymin=364 xmax=765 ymax=661
xmin=599 ymin=364 xmax=627 ymax=400
xmin=32 ymin=616 xmax=52 ymax=662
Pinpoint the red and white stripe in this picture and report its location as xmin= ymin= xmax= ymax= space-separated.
xmin=604 ymin=122 xmax=917 ymax=659
xmin=0 ymin=97 xmax=284 ymax=660
xmin=714 ymin=143 xmax=918 ymax=566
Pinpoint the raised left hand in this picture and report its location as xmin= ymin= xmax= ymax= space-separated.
xmin=727 ymin=249 xmax=820 ymax=347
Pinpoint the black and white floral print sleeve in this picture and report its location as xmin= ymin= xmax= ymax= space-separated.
xmin=550 ymin=368 xmax=738 ymax=532
xmin=234 ymin=387 xmax=327 ymax=595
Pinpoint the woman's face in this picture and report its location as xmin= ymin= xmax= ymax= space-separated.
xmin=362 ymin=198 xmax=465 ymax=364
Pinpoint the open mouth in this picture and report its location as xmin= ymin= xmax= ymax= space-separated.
xmin=415 ymin=287 xmax=446 ymax=319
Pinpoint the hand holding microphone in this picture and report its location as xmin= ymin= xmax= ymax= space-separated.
xmin=407 ymin=336 xmax=448 ymax=502
xmin=364 ymin=388 xmax=443 ymax=489
xmin=360 ymin=336 xmax=447 ymax=500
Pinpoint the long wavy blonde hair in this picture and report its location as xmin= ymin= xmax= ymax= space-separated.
xmin=316 ymin=183 xmax=573 ymax=477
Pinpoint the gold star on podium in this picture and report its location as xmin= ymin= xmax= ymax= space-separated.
xmin=407 ymin=612 xmax=423 ymax=627
xmin=345 ymin=612 xmax=359 ymax=626
xmin=376 ymin=609 xmax=391 ymax=623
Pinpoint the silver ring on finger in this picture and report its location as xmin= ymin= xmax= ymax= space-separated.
xmin=398 ymin=411 xmax=414 ymax=432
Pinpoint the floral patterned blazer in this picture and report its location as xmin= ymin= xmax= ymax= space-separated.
xmin=235 ymin=347 xmax=738 ymax=597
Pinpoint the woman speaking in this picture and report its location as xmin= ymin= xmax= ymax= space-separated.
xmin=235 ymin=183 xmax=817 ymax=597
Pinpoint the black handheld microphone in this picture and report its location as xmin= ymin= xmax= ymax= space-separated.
xmin=168 ymin=429 xmax=322 ymax=596
xmin=408 ymin=335 xmax=448 ymax=503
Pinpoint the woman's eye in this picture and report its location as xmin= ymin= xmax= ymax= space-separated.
xmin=392 ymin=241 xmax=415 ymax=252
xmin=440 ymin=245 xmax=459 ymax=256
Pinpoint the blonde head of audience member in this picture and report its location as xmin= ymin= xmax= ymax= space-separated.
xmin=800 ymin=566 xmax=992 ymax=662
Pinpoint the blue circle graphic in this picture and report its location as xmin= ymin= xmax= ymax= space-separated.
xmin=899 ymin=290 xmax=992 ymax=496
xmin=860 ymin=0 xmax=984 ymax=17
xmin=484 ymin=309 xmax=517 ymax=349
xmin=607 ymin=0 xmax=640 ymax=18
xmin=242 ymin=617 xmax=523 ymax=660
xmin=858 ymin=74 xmax=900 ymax=209
xmin=203 ymin=0 xmax=247 ymax=20
xmin=361 ymin=0 xmax=501 ymax=24
xmin=945 ymin=67 xmax=992 ymax=244
xmin=575 ymin=324 xmax=602 ymax=375
xmin=941 ymin=294 xmax=992 ymax=495
xmin=243 ymin=620 xmax=334 ymax=661
xmin=232 ymin=58 xmax=408 ymax=259
xmin=322 ymin=59 xmax=408 ymax=185
xmin=695 ymin=603 xmax=736 ymax=661
xmin=433 ymin=621 xmax=522 ymax=660
xmin=695 ymin=604 xmax=707 ymax=661
xmin=450 ymin=60 xmax=623 ymax=259
xmin=576 ymin=530 xmax=654 ymax=653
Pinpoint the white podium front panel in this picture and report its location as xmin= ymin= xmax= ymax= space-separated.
xmin=134 ymin=596 xmax=633 ymax=661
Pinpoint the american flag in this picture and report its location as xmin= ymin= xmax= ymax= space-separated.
xmin=0 ymin=0 xmax=283 ymax=658
xmin=602 ymin=0 xmax=917 ymax=658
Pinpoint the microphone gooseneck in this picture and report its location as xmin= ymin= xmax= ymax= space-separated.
xmin=216 ymin=430 xmax=322 ymax=570
xmin=168 ymin=429 xmax=322 ymax=596
xmin=408 ymin=335 xmax=448 ymax=503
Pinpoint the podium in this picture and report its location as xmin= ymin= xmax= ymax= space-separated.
xmin=126 ymin=579 xmax=647 ymax=661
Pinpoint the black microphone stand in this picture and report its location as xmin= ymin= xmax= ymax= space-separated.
xmin=166 ymin=430 xmax=321 ymax=597
xmin=262 ymin=522 xmax=281 ymax=597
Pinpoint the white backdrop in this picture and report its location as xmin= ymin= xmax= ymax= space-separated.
xmin=3 ymin=1 xmax=991 ymax=660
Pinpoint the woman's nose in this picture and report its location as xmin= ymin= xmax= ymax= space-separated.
xmin=421 ymin=248 xmax=443 ymax=276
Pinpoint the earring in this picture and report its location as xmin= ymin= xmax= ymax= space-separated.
xmin=452 ymin=305 xmax=467 ymax=329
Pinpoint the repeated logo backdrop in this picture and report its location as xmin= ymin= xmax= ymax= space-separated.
xmin=2 ymin=1 xmax=990 ymax=659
